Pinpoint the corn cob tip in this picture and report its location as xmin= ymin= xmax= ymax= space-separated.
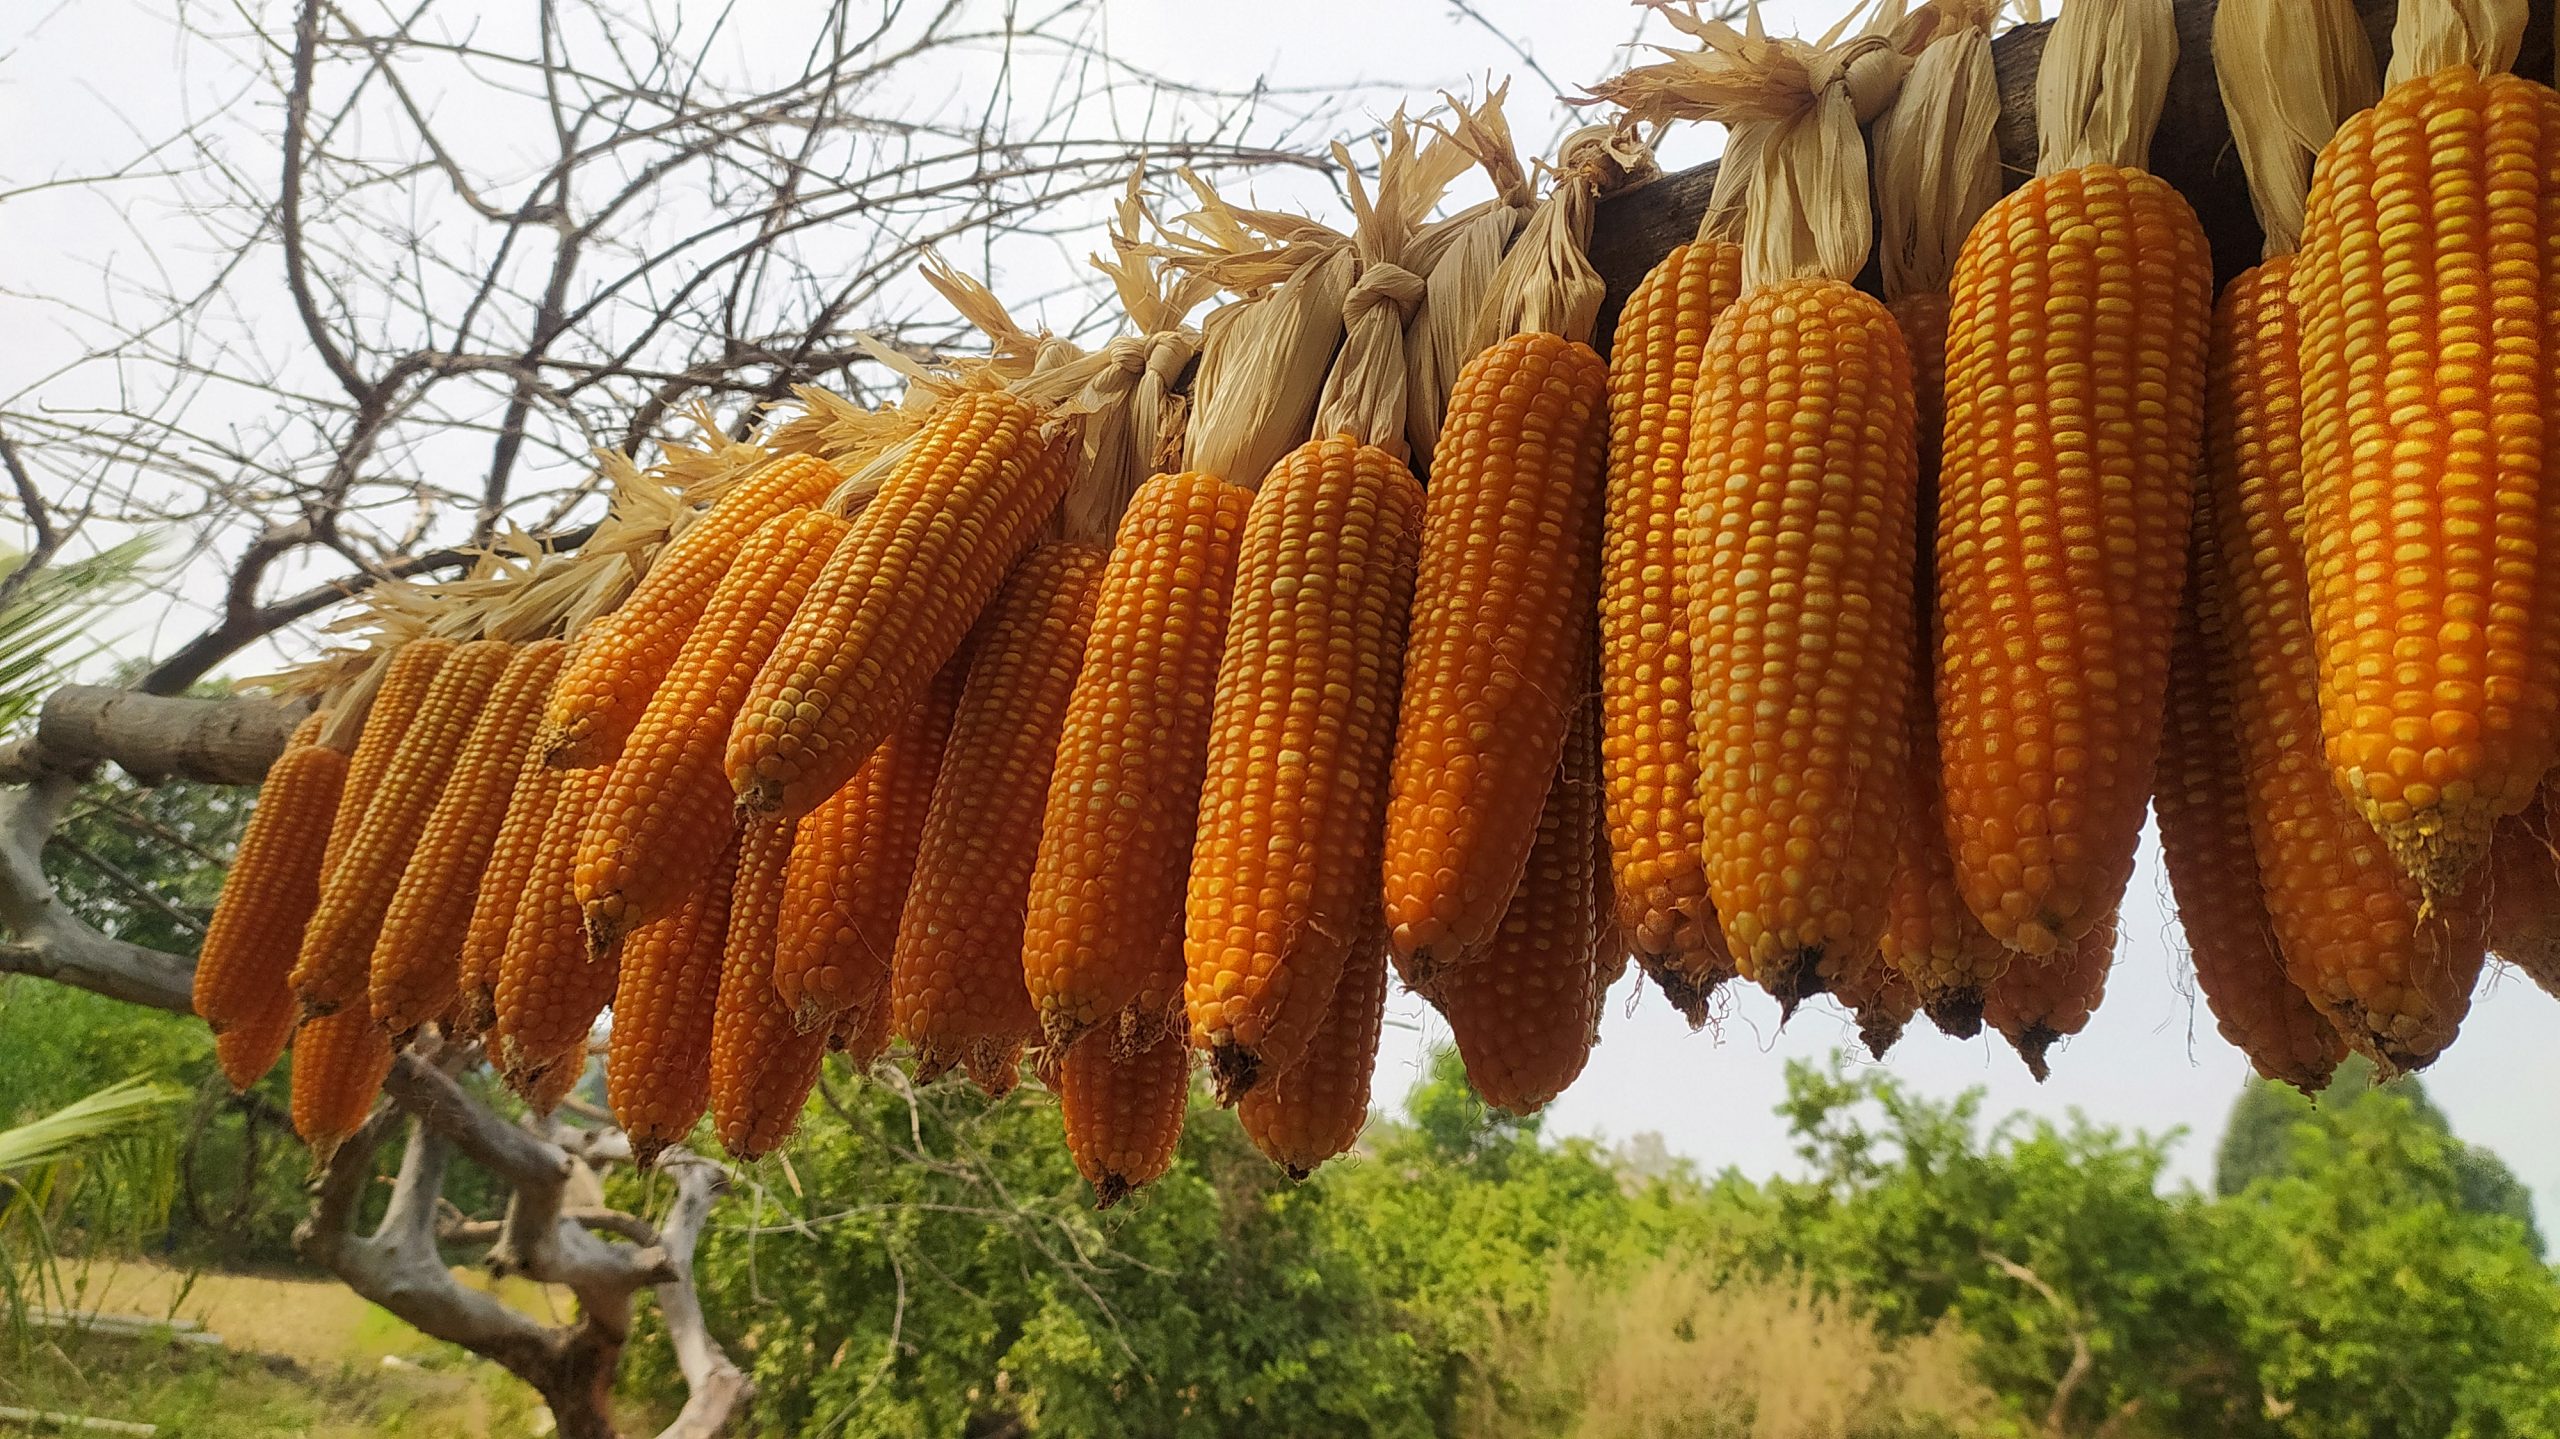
xmin=1636 ymin=956 xmax=1728 ymax=1029
xmin=1857 ymin=1013 xmax=1908 ymax=1061
xmin=1769 ymin=949 xmax=1829 ymax=1019
xmin=630 ymin=1136 xmax=670 ymax=1172
xmin=790 ymin=998 xmax=833 ymax=1036
xmin=960 ymin=1043 xmax=1023 ymax=1099
xmin=734 ymin=783 xmax=784 ymax=823
xmin=2383 ymin=820 xmax=2493 ymax=915
xmin=1091 ymin=1172 xmax=1133 ymax=1210
xmin=582 ymin=901 xmax=624 ymax=960
xmin=306 ymin=1133 xmax=348 ymax=1172
xmin=2011 ymin=1025 xmax=2062 ymax=1082
xmin=1038 ymin=1009 xmax=1095 ymax=1054
xmin=1278 ymin=1163 xmax=1315 ymax=1183
xmin=1922 ymin=990 xmax=1987 ymax=1040
xmin=1207 ymin=1040 xmax=1260 ymax=1105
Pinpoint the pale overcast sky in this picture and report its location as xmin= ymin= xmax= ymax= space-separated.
xmin=4 ymin=0 xmax=2552 ymax=1227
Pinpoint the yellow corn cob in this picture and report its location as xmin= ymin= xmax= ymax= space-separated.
xmin=543 ymin=453 xmax=843 ymax=769
xmin=1984 ymin=910 xmax=2117 ymax=1082
xmin=196 ymin=712 xmax=343 ymax=1090
xmin=2293 ymin=65 xmax=2560 ymax=900
xmin=1601 ymin=239 xmax=1746 ymax=1020
xmin=1875 ymin=289 xmax=2007 ymax=1037
xmin=491 ymin=761 xmax=619 ymax=1094
xmin=1937 ymin=164 xmax=2213 ymax=956
xmin=451 ymin=734 xmax=565 ymax=1040
xmin=2205 ymin=258 xmax=2488 ymax=1072
xmin=1187 ymin=436 xmax=1424 ymax=1100
xmin=316 ymin=640 xmax=454 ymax=892
xmin=1416 ymin=698 xmax=1617 ymax=1115
xmin=772 ymin=651 xmax=965 ymax=1035
xmin=607 ymin=838 xmax=738 ymax=1168
xmin=710 ymin=816 xmax=827 ymax=1160
xmin=370 ymin=639 xmax=566 ymax=1040
xmin=293 ymin=639 xmax=512 ymax=1015
xmin=576 ymin=509 xmax=847 ymax=950
xmin=1236 ymin=918 xmax=1388 ymax=1180
xmin=1687 ymin=278 xmax=1919 ymax=1008
xmin=1385 ymin=331 xmax=1611 ymax=973
xmin=2157 ymin=488 xmax=2346 ymax=1094
xmin=892 ymin=541 xmax=1107 ymax=1095
xmin=1025 ymin=471 xmax=1251 ymax=1051
xmin=728 ymin=391 xmax=1076 ymax=820
xmin=2488 ymin=797 xmax=2560 ymax=998
xmin=289 ymin=1005 xmax=395 ymax=1165
xmin=1053 ymin=1021 xmax=1191 ymax=1209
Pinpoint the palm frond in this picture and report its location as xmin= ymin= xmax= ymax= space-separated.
xmin=0 ymin=537 xmax=155 ymax=734
xmin=0 ymin=1076 xmax=183 ymax=1173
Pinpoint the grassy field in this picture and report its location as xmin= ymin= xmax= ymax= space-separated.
xmin=2 ymin=1260 xmax=601 ymax=1436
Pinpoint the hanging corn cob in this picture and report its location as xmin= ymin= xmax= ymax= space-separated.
xmin=1935 ymin=0 xmax=2212 ymax=957
xmin=772 ymin=651 xmax=965 ymax=1038
xmin=541 ymin=451 xmax=843 ymax=770
xmin=725 ymin=272 xmax=1109 ymax=822
xmin=575 ymin=508 xmax=848 ymax=951
xmin=369 ymin=638 xmax=566 ymax=1040
xmin=453 ymin=724 xmax=567 ymax=1040
xmin=1415 ymin=694 xmax=1619 ymax=1115
xmin=1236 ymin=916 xmax=1390 ymax=1179
xmin=195 ymin=710 xmax=341 ymax=1090
xmin=1863 ymin=0 xmax=2011 ymax=1037
xmin=1382 ymin=121 xmax=1639 ymax=976
xmin=710 ymin=816 xmax=828 ymax=1160
xmin=1184 ymin=132 xmax=1455 ymax=1100
xmin=1984 ymin=910 xmax=2117 ymax=1082
xmin=289 ymin=1003 xmax=395 ymax=1164
xmin=2204 ymin=0 xmax=2485 ymax=1073
xmin=2158 ymin=490 xmax=2348 ymax=1094
xmin=2294 ymin=0 xmax=2560 ymax=902
xmin=1051 ymin=1023 xmax=1193 ymax=1209
xmin=891 ymin=542 xmax=1108 ymax=1093
xmin=607 ymin=838 xmax=738 ymax=1168
xmin=1024 ymin=214 xmax=1240 ymax=1059
xmin=1593 ymin=13 xmax=1919 ymax=1010
xmin=1594 ymin=166 xmax=1745 ymax=1024
xmin=294 ymin=638 xmax=512 ymax=1015
xmin=490 ymin=760 xmax=620 ymax=1099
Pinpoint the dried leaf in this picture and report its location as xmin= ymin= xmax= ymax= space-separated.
xmin=1873 ymin=1 xmax=2002 ymax=299
xmin=2214 ymin=0 xmax=2380 ymax=256
xmin=2034 ymin=0 xmax=2177 ymax=175
xmin=2386 ymin=0 xmax=2526 ymax=86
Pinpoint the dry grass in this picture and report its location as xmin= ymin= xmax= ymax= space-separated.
xmin=55 ymin=1258 xmax=574 ymax=1369
xmin=1459 ymin=1259 xmax=2002 ymax=1439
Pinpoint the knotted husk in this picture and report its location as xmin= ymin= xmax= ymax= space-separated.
xmin=1061 ymin=180 xmax=1220 ymax=539
xmin=2034 ymin=0 xmax=2177 ymax=175
xmin=1459 ymin=121 xmax=1652 ymax=351
xmin=1872 ymin=0 xmax=2002 ymax=301
xmin=1312 ymin=112 xmax=1473 ymax=455
xmin=1404 ymin=86 xmax=1535 ymax=469
xmin=2213 ymin=0 xmax=2381 ymax=257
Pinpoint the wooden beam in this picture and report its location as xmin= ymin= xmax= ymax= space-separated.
xmin=1590 ymin=0 xmax=2558 ymax=330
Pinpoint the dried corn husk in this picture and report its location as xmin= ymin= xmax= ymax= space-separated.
xmin=2035 ymin=0 xmax=2177 ymax=175
xmin=2388 ymin=0 xmax=2527 ymax=84
xmin=1312 ymin=112 xmax=1472 ymax=456
xmin=2214 ymin=0 xmax=2380 ymax=257
xmin=1458 ymin=121 xmax=1651 ymax=351
xmin=1404 ymin=87 xmax=1535 ymax=468
xmin=1872 ymin=0 xmax=2002 ymax=301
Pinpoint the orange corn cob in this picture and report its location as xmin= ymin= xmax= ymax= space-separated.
xmin=2204 ymin=259 xmax=2488 ymax=1072
xmin=1601 ymin=240 xmax=1746 ymax=1020
xmin=729 ymin=391 xmax=1075 ymax=820
xmin=1829 ymin=949 xmax=1920 ymax=1061
xmin=370 ymin=639 xmax=566 ymax=1040
xmin=1236 ymin=919 xmax=1388 ymax=1180
xmin=1025 ymin=471 xmax=1251 ymax=1051
xmin=576 ymin=509 xmax=847 ymax=950
xmin=1984 ymin=910 xmax=2118 ymax=1083
xmin=608 ymin=839 xmax=739 ymax=1167
xmin=1053 ymin=1022 xmax=1191 ymax=1209
xmin=289 ymin=1005 xmax=395 ymax=1165
xmin=830 ymin=990 xmax=895 ymax=1070
xmin=2157 ymin=491 xmax=2346 ymax=1094
xmin=1417 ymin=699 xmax=1618 ymax=1115
xmin=317 ymin=640 xmax=454 ymax=892
xmin=891 ymin=541 xmax=1107 ymax=1095
xmin=491 ymin=761 xmax=619 ymax=1094
xmin=543 ymin=454 xmax=843 ymax=769
xmin=197 ymin=713 xmax=344 ymax=1090
xmin=293 ymin=639 xmax=512 ymax=1015
xmin=1688 ymin=278 xmax=1919 ymax=1008
xmin=1385 ymin=331 xmax=1611 ymax=972
xmin=772 ymin=651 xmax=965 ymax=1035
xmin=2293 ymin=66 xmax=2560 ymax=900
xmin=1877 ymin=289 xmax=2008 ymax=1038
xmin=2488 ymin=797 xmax=2560 ymax=998
xmin=452 ymin=736 xmax=565 ymax=1040
xmin=710 ymin=815 xmax=827 ymax=1160
xmin=1937 ymin=164 xmax=2213 ymax=955
xmin=1187 ymin=436 xmax=1424 ymax=1099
